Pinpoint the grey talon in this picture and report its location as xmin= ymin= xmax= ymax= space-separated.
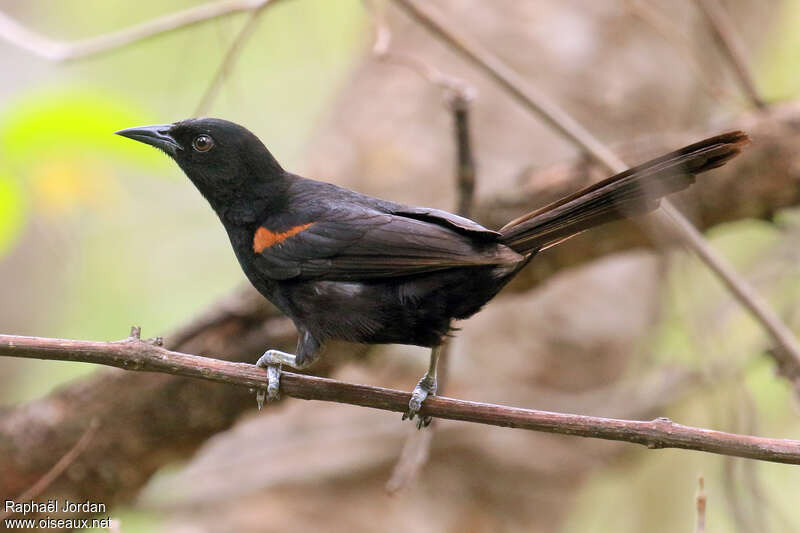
xmin=256 ymin=389 xmax=266 ymax=410
xmin=267 ymin=364 xmax=281 ymax=401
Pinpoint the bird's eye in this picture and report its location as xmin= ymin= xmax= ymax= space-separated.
xmin=192 ymin=134 xmax=215 ymax=152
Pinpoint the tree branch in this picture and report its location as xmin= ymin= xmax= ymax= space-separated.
xmin=391 ymin=0 xmax=800 ymax=375
xmin=387 ymin=87 xmax=477 ymax=492
xmin=0 ymin=0 xmax=273 ymax=62
xmin=4 ymin=117 xmax=791 ymax=521
xmin=625 ymin=0 xmax=733 ymax=104
xmin=694 ymin=0 xmax=765 ymax=109
xmin=1 ymin=333 xmax=799 ymax=465
xmin=364 ymin=0 xmax=475 ymax=100
xmin=194 ymin=3 xmax=273 ymax=115
xmin=474 ymin=103 xmax=800 ymax=289
xmin=0 ymin=418 xmax=99 ymax=521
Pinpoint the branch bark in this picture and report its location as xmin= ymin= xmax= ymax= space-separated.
xmin=1 ymin=109 xmax=797 ymax=519
xmin=0 ymin=292 xmax=303 ymax=516
xmin=391 ymin=0 xmax=800 ymax=370
xmin=476 ymin=102 xmax=800 ymax=289
xmin=1 ymin=333 xmax=799 ymax=465
xmin=695 ymin=0 xmax=765 ymax=109
xmin=0 ymin=419 xmax=98 ymax=521
xmin=0 ymin=0 xmax=276 ymax=62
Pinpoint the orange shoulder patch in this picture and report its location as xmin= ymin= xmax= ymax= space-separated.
xmin=253 ymin=222 xmax=315 ymax=253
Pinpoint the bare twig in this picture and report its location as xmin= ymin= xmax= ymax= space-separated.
xmin=386 ymin=81 xmax=478 ymax=492
xmin=0 ymin=0 xmax=273 ymax=62
xmin=451 ymin=93 xmax=476 ymax=218
xmin=694 ymin=0 xmax=766 ymax=109
xmin=0 ymin=418 xmax=99 ymax=521
xmin=3 ymin=115 xmax=794 ymax=521
xmin=723 ymin=383 xmax=776 ymax=533
xmin=386 ymin=339 xmax=449 ymax=492
xmin=385 ymin=427 xmax=433 ymax=494
xmin=195 ymin=3 xmax=274 ymax=115
xmin=1 ymin=333 xmax=799 ymax=465
xmin=625 ymin=0 xmax=733 ymax=103
xmin=390 ymin=0 xmax=800 ymax=374
xmin=696 ymin=476 xmax=707 ymax=533
xmin=366 ymin=1 xmax=478 ymax=490
xmin=364 ymin=0 xmax=475 ymax=100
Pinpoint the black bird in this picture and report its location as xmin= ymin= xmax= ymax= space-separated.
xmin=116 ymin=119 xmax=747 ymax=426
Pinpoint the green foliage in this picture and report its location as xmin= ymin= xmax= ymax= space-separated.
xmin=0 ymin=88 xmax=167 ymax=260
xmin=0 ymin=88 xmax=163 ymax=171
xmin=758 ymin=0 xmax=800 ymax=101
xmin=0 ymin=174 xmax=25 ymax=256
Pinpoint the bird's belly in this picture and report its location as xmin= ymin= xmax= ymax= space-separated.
xmin=278 ymin=279 xmax=444 ymax=347
xmin=279 ymin=266 xmax=515 ymax=348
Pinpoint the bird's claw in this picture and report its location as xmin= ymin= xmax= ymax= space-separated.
xmin=403 ymin=377 xmax=436 ymax=429
xmin=255 ymin=355 xmax=282 ymax=409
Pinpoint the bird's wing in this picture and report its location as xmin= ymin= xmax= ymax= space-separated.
xmin=387 ymin=206 xmax=501 ymax=241
xmin=252 ymin=205 xmax=520 ymax=281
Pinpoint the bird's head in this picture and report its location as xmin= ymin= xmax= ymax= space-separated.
xmin=115 ymin=118 xmax=285 ymax=215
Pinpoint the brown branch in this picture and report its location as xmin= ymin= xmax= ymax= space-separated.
xmin=0 ymin=307 xmax=307 ymax=522
xmin=365 ymin=0 xmax=476 ymax=489
xmin=474 ymin=105 xmax=800 ymax=287
xmin=694 ymin=0 xmax=766 ymax=109
xmin=451 ymin=93 xmax=476 ymax=219
xmin=1 ymin=333 xmax=799 ymax=465
xmin=0 ymin=418 xmax=99 ymax=521
xmin=390 ymin=0 xmax=800 ymax=377
xmin=0 ymin=0 xmax=274 ymax=62
xmin=364 ymin=0 xmax=475 ymax=100
xmin=1 ymin=111 xmax=797 ymax=521
xmin=0 ymin=119 xmax=794 ymax=523
xmin=387 ymin=88 xmax=478 ymax=492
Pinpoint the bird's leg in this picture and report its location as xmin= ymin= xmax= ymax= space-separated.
xmin=254 ymin=332 xmax=320 ymax=409
xmin=404 ymin=345 xmax=442 ymax=429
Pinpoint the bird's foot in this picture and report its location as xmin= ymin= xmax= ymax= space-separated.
xmin=403 ymin=374 xmax=437 ymax=429
xmin=255 ymin=350 xmax=293 ymax=408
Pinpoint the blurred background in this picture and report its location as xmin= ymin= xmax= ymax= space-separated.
xmin=1 ymin=0 xmax=800 ymax=531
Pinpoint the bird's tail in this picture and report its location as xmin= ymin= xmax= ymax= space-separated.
xmin=499 ymin=131 xmax=749 ymax=255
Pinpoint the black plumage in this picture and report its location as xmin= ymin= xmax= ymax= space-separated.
xmin=116 ymin=118 xmax=748 ymax=423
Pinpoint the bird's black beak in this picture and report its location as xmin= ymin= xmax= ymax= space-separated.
xmin=115 ymin=124 xmax=182 ymax=156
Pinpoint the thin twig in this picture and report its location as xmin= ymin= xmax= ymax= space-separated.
xmin=364 ymin=0 xmax=475 ymax=100
xmin=365 ymin=1 xmax=478 ymax=491
xmin=1 ymin=333 xmax=799 ymax=465
xmin=390 ymin=0 xmax=800 ymax=374
xmin=386 ymin=94 xmax=476 ymax=491
xmin=195 ymin=3 xmax=273 ymax=115
xmin=723 ymin=382 xmax=774 ymax=533
xmin=0 ymin=0 xmax=272 ymax=62
xmin=696 ymin=476 xmax=707 ymax=533
xmin=0 ymin=418 xmax=100 ymax=521
xmin=451 ymin=93 xmax=476 ymax=218
xmin=624 ymin=0 xmax=733 ymax=103
xmin=694 ymin=0 xmax=766 ymax=109
xmin=385 ymin=427 xmax=433 ymax=494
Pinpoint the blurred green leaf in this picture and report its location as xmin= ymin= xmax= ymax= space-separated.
xmin=758 ymin=0 xmax=800 ymax=101
xmin=0 ymin=87 xmax=168 ymax=175
xmin=0 ymin=173 xmax=25 ymax=256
